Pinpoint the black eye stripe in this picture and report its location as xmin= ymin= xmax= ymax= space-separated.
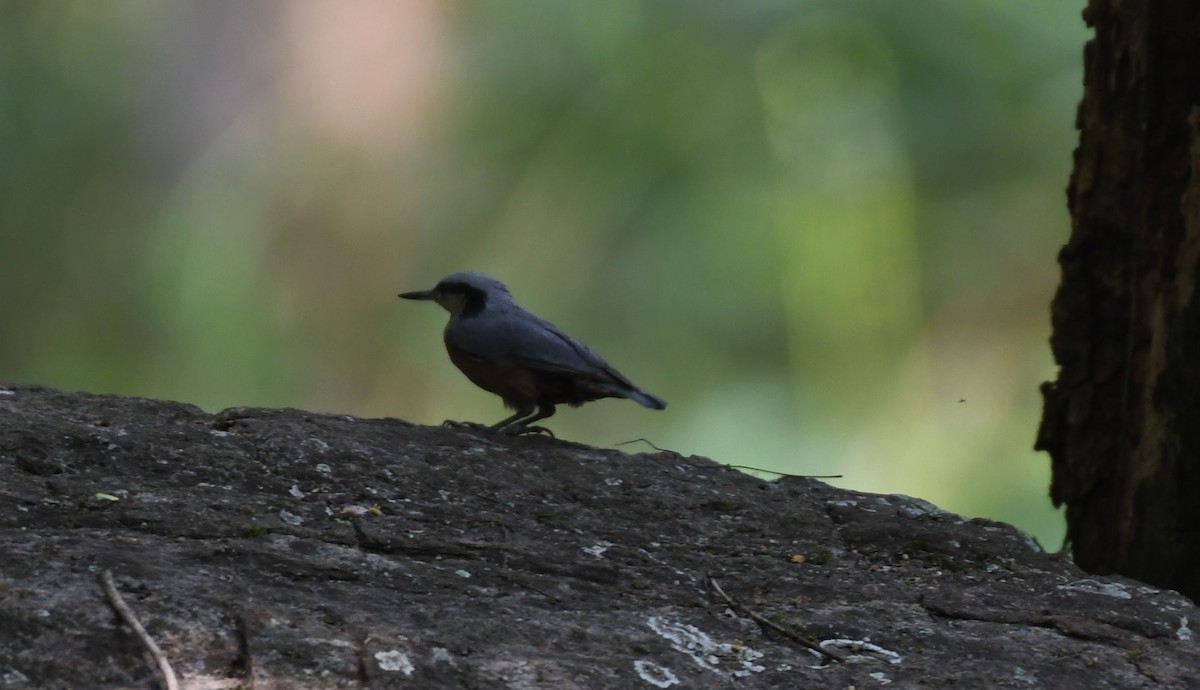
xmin=436 ymin=281 xmax=488 ymax=317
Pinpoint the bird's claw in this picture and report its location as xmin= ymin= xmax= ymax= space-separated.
xmin=498 ymin=424 xmax=556 ymax=438
xmin=519 ymin=425 xmax=555 ymax=438
xmin=447 ymin=419 xmax=554 ymax=438
xmin=442 ymin=420 xmax=487 ymax=430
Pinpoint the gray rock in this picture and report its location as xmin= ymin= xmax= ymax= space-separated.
xmin=0 ymin=384 xmax=1196 ymax=688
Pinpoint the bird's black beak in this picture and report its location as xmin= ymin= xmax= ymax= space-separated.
xmin=398 ymin=289 xmax=437 ymax=301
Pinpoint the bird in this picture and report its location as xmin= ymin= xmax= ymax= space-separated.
xmin=399 ymin=271 xmax=666 ymax=435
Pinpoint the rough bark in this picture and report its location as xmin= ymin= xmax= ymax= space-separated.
xmin=1 ymin=384 xmax=1197 ymax=689
xmin=1036 ymin=1 xmax=1200 ymax=600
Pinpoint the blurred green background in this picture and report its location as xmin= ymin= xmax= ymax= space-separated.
xmin=0 ymin=1 xmax=1085 ymax=548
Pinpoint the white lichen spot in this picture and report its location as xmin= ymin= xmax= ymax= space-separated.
xmin=288 ymin=484 xmax=305 ymax=498
xmin=315 ymin=463 xmax=333 ymax=476
xmin=1018 ymin=532 xmax=1043 ymax=553
xmin=210 ymin=430 xmax=230 ymax=438
xmin=1178 ymin=616 xmax=1192 ymax=641
xmin=633 ymin=660 xmax=679 ymax=687
xmin=605 ymin=477 xmax=623 ymax=487
xmin=818 ymin=639 xmax=902 ymax=665
xmin=2 ymin=668 xmax=30 ymax=684
xmin=1057 ymin=579 xmax=1132 ymax=599
xmin=375 ymin=650 xmax=414 ymax=675
xmin=455 ymin=569 xmax=472 ymax=579
xmin=430 ymin=647 xmax=454 ymax=664
xmin=34 ymin=609 xmax=49 ymax=619
xmin=279 ymin=510 xmax=304 ymax=526
xmin=870 ymin=671 xmax=893 ymax=685
xmin=646 ymin=616 xmax=765 ymax=676
xmin=893 ymin=495 xmax=960 ymax=521
xmin=0 ymin=389 xmax=14 ymax=396
xmin=647 ymin=617 xmax=721 ymax=672
xmin=1012 ymin=666 xmax=1038 ymax=685
xmin=303 ymin=438 xmax=332 ymax=453
xmin=583 ymin=542 xmax=612 ymax=558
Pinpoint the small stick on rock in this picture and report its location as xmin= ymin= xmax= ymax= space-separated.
xmin=616 ymin=438 xmax=679 ymax=454
xmin=98 ymin=569 xmax=180 ymax=690
xmin=707 ymin=575 xmax=849 ymax=663
xmin=712 ymin=465 xmax=843 ymax=480
xmin=616 ymin=440 xmax=842 ymax=479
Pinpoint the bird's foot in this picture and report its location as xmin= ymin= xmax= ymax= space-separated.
xmin=504 ymin=425 xmax=555 ymax=438
xmin=441 ymin=420 xmax=488 ymax=430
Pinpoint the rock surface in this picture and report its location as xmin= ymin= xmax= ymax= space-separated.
xmin=0 ymin=384 xmax=1197 ymax=689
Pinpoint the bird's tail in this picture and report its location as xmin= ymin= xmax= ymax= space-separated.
xmin=596 ymin=376 xmax=667 ymax=410
xmin=625 ymin=388 xmax=667 ymax=410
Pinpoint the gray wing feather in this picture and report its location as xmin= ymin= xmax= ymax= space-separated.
xmin=447 ymin=310 xmax=619 ymax=381
xmin=446 ymin=307 xmax=666 ymax=409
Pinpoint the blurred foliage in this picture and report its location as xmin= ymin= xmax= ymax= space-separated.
xmin=0 ymin=1 xmax=1086 ymax=547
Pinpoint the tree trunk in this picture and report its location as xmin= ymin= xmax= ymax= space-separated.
xmin=1037 ymin=0 xmax=1200 ymax=601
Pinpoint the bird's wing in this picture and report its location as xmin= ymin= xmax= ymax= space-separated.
xmin=448 ymin=311 xmax=630 ymax=384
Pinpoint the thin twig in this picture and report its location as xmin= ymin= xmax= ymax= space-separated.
xmin=98 ymin=569 xmax=180 ymax=690
xmin=616 ymin=438 xmax=676 ymax=453
xmin=616 ymin=439 xmax=843 ymax=479
xmin=710 ymin=465 xmax=842 ymax=480
xmin=707 ymin=575 xmax=848 ymax=663
xmin=496 ymin=572 xmax=561 ymax=603
xmin=685 ymin=461 xmax=843 ymax=480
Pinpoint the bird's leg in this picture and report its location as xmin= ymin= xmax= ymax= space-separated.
xmin=490 ymin=403 xmax=535 ymax=433
xmin=504 ymin=404 xmax=556 ymax=437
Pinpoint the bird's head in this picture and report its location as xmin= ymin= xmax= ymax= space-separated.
xmin=398 ymin=271 xmax=512 ymax=317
